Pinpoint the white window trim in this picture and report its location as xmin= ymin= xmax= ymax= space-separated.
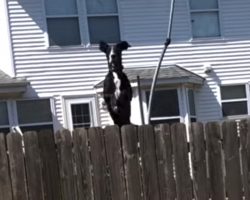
xmin=187 ymin=0 xmax=223 ymax=41
xmin=0 ymin=98 xmax=55 ymax=133
xmin=219 ymin=84 xmax=249 ymax=119
xmin=64 ymin=96 xmax=99 ymax=131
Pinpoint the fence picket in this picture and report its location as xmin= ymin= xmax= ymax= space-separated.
xmin=88 ymin=127 xmax=110 ymax=200
xmin=121 ymin=125 xmax=142 ymax=200
xmin=23 ymin=131 xmax=44 ymax=200
xmin=222 ymin=120 xmax=243 ymax=199
xmin=190 ymin=123 xmax=209 ymax=200
xmin=171 ymin=123 xmax=193 ymax=200
xmin=239 ymin=119 xmax=250 ymax=200
xmin=73 ymin=128 xmax=93 ymax=200
xmin=154 ymin=124 xmax=176 ymax=200
xmin=205 ymin=122 xmax=226 ymax=200
xmin=7 ymin=133 xmax=28 ymax=200
xmin=104 ymin=125 xmax=127 ymax=200
xmin=56 ymin=129 xmax=77 ymax=200
xmin=0 ymin=133 xmax=12 ymax=200
xmin=38 ymin=130 xmax=61 ymax=200
xmin=138 ymin=125 xmax=160 ymax=200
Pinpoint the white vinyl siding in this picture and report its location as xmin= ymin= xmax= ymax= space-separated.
xmin=5 ymin=0 xmax=250 ymax=128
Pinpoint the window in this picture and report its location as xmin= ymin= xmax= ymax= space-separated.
xmin=146 ymin=89 xmax=181 ymax=125
xmin=86 ymin=0 xmax=120 ymax=44
xmin=0 ymin=99 xmax=53 ymax=134
xmin=65 ymin=97 xmax=98 ymax=130
xmin=188 ymin=89 xmax=197 ymax=122
xmin=16 ymin=99 xmax=53 ymax=132
xmin=0 ymin=101 xmax=10 ymax=134
xmin=189 ymin=0 xmax=220 ymax=38
xmin=220 ymin=85 xmax=248 ymax=117
xmin=45 ymin=0 xmax=81 ymax=46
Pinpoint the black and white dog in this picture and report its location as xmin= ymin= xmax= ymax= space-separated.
xmin=99 ymin=41 xmax=132 ymax=127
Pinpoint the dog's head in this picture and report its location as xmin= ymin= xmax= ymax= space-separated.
xmin=99 ymin=41 xmax=131 ymax=72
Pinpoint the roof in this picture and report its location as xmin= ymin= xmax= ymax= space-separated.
xmin=0 ymin=70 xmax=29 ymax=97
xmin=95 ymin=65 xmax=205 ymax=88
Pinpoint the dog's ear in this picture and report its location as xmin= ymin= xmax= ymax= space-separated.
xmin=117 ymin=41 xmax=131 ymax=51
xmin=99 ymin=41 xmax=110 ymax=53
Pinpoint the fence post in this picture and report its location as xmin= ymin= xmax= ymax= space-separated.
xmin=154 ymin=124 xmax=176 ymax=200
xmin=104 ymin=125 xmax=127 ymax=200
xmin=0 ymin=133 xmax=13 ymax=200
xmin=23 ymin=131 xmax=44 ymax=200
xmin=239 ymin=119 xmax=250 ymax=200
xmin=88 ymin=127 xmax=110 ymax=200
xmin=222 ymin=120 xmax=242 ymax=199
xmin=56 ymin=129 xmax=77 ymax=200
xmin=190 ymin=122 xmax=209 ymax=200
xmin=121 ymin=125 xmax=142 ymax=200
xmin=38 ymin=130 xmax=62 ymax=200
xmin=171 ymin=123 xmax=192 ymax=200
xmin=205 ymin=122 xmax=226 ymax=200
xmin=73 ymin=128 xmax=93 ymax=200
xmin=7 ymin=133 xmax=28 ymax=200
xmin=138 ymin=125 xmax=160 ymax=200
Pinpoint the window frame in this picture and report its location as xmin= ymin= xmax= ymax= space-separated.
xmin=220 ymin=84 xmax=249 ymax=119
xmin=188 ymin=0 xmax=222 ymax=40
xmin=64 ymin=96 xmax=99 ymax=131
xmin=0 ymin=98 xmax=54 ymax=134
xmin=85 ymin=0 xmax=121 ymax=45
xmin=142 ymin=87 xmax=182 ymax=125
xmin=43 ymin=0 xmax=122 ymax=47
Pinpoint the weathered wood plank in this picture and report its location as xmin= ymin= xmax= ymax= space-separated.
xmin=190 ymin=122 xmax=209 ymax=200
xmin=239 ymin=119 xmax=250 ymax=200
xmin=73 ymin=128 xmax=93 ymax=200
xmin=104 ymin=125 xmax=127 ymax=200
xmin=88 ymin=127 xmax=110 ymax=200
xmin=56 ymin=129 xmax=77 ymax=200
xmin=154 ymin=124 xmax=176 ymax=200
xmin=171 ymin=123 xmax=192 ymax=200
xmin=38 ymin=130 xmax=61 ymax=200
xmin=7 ymin=133 xmax=28 ymax=200
xmin=205 ymin=122 xmax=226 ymax=200
xmin=121 ymin=125 xmax=142 ymax=200
xmin=138 ymin=125 xmax=160 ymax=200
xmin=23 ymin=131 xmax=44 ymax=200
xmin=222 ymin=120 xmax=243 ymax=199
xmin=0 ymin=133 xmax=13 ymax=200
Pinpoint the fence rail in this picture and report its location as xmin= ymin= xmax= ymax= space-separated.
xmin=1 ymin=120 xmax=250 ymax=200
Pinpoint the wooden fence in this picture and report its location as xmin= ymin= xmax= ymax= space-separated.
xmin=1 ymin=120 xmax=250 ymax=200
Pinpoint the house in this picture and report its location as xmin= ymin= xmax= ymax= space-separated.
xmin=0 ymin=0 xmax=250 ymax=133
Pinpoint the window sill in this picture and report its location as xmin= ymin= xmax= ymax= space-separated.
xmin=189 ymin=36 xmax=228 ymax=44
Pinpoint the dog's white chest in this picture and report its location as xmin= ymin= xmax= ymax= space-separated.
xmin=112 ymin=72 xmax=121 ymax=99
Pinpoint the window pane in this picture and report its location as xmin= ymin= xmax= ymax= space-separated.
xmin=20 ymin=125 xmax=54 ymax=133
xmin=45 ymin=0 xmax=77 ymax=15
xmin=190 ymin=0 xmax=218 ymax=10
xmin=221 ymin=85 xmax=246 ymax=100
xmin=151 ymin=118 xmax=180 ymax=126
xmin=17 ymin=99 xmax=52 ymax=124
xmin=222 ymin=102 xmax=247 ymax=117
xmin=188 ymin=90 xmax=196 ymax=116
xmin=47 ymin=18 xmax=81 ymax=46
xmin=71 ymin=103 xmax=91 ymax=128
xmin=146 ymin=90 xmax=180 ymax=117
xmin=0 ymin=102 xmax=9 ymax=126
xmin=86 ymin=0 xmax=117 ymax=14
xmin=191 ymin=12 xmax=220 ymax=38
xmin=88 ymin=16 xmax=120 ymax=44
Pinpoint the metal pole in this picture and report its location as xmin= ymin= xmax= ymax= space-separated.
xmin=147 ymin=0 xmax=176 ymax=124
xmin=137 ymin=76 xmax=145 ymax=125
